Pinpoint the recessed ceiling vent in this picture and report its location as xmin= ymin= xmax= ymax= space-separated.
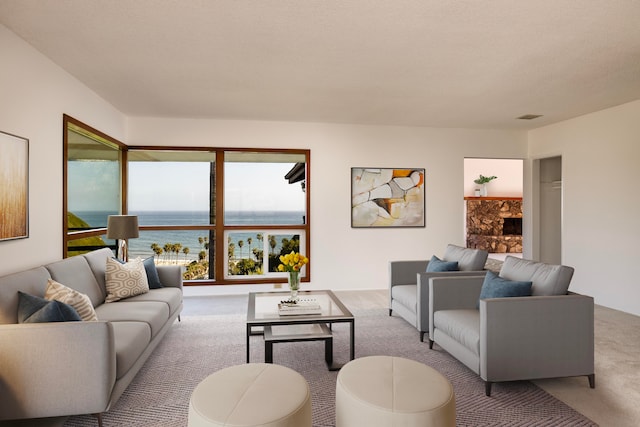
xmin=517 ymin=114 xmax=543 ymax=120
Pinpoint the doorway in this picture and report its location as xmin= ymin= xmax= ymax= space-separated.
xmin=537 ymin=156 xmax=562 ymax=264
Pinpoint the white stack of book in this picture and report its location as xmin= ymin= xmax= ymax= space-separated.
xmin=278 ymin=298 xmax=322 ymax=316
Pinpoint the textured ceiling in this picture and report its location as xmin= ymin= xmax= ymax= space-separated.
xmin=1 ymin=0 xmax=640 ymax=129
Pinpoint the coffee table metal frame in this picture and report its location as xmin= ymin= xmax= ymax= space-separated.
xmin=246 ymin=290 xmax=355 ymax=371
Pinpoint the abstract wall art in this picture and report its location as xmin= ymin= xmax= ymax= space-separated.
xmin=351 ymin=167 xmax=425 ymax=228
xmin=0 ymin=131 xmax=29 ymax=241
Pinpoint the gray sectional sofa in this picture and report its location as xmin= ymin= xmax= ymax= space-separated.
xmin=0 ymin=247 xmax=183 ymax=424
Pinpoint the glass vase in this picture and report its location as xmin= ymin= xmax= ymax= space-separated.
xmin=288 ymin=271 xmax=300 ymax=301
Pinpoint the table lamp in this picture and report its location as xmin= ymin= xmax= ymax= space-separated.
xmin=107 ymin=215 xmax=139 ymax=262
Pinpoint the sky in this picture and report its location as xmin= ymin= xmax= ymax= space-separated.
xmin=68 ymin=161 xmax=305 ymax=212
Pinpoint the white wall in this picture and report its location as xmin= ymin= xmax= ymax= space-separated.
xmin=463 ymin=158 xmax=523 ymax=197
xmin=0 ymin=25 xmax=125 ymax=275
xmin=128 ymin=118 xmax=527 ymax=292
xmin=528 ymin=100 xmax=640 ymax=316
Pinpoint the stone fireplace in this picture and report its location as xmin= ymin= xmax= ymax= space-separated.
xmin=466 ymin=197 xmax=522 ymax=253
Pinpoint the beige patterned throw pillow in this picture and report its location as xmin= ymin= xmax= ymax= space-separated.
xmin=105 ymin=257 xmax=149 ymax=303
xmin=44 ymin=279 xmax=98 ymax=321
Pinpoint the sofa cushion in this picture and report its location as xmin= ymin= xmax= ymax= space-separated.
xmin=125 ymin=287 xmax=183 ymax=317
xmin=390 ymin=285 xmax=417 ymax=313
xmin=18 ymin=291 xmax=81 ymax=323
xmin=0 ymin=266 xmax=51 ymax=325
xmin=82 ymin=247 xmax=114 ymax=301
xmin=433 ymin=309 xmax=480 ymax=355
xmin=95 ymin=301 xmax=170 ymax=338
xmin=45 ymin=255 xmax=105 ymax=307
xmin=426 ymin=255 xmax=459 ymax=272
xmin=443 ymin=244 xmax=488 ymax=271
xmin=143 ymin=257 xmax=163 ymax=289
xmin=500 ymin=256 xmax=574 ymax=296
xmin=105 ymin=257 xmax=150 ymax=303
xmin=108 ymin=321 xmax=152 ymax=379
xmin=44 ymin=280 xmax=98 ymax=322
xmin=480 ymin=271 xmax=532 ymax=300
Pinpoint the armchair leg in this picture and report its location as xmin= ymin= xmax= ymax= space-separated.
xmin=428 ymin=339 xmax=434 ymax=349
xmin=92 ymin=413 xmax=104 ymax=427
xmin=485 ymin=381 xmax=492 ymax=397
xmin=389 ymin=309 xmax=392 ymax=316
xmin=588 ymin=374 xmax=596 ymax=388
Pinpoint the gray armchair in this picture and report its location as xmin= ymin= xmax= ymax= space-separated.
xmin=428 ymin=256 xmax=595 ymax=396
xmin=389 ymin=244 xmax=488 ymax=341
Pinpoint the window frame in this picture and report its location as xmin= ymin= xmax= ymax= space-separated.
xmin=63 ymin=116 xmax=311 ymax=286
xmin=126 ymin=146 xmax=311 ymax=286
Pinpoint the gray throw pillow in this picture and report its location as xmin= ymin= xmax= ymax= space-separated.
xmin=426 ymin=255 xmax=459 ymax=272
xmin=478 ymin=271 xmax=532 ymax=307
xmin=143 ymin=257 xmax=164 ymax=289
xmin=18 ymin=291 xmax=82 ymax=323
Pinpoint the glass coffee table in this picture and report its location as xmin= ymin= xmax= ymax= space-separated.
xmin=246 ymin=290 xmax=355 ymax=371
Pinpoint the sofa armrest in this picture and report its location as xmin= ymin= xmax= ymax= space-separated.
xmin=156 ymin=265 xmax=183 ymax=290
xmin=0 ymin=321 xmax=117 ymax=420
xmin=428 ymin=276 xmax=485 ymax=337
xmin=389 ymin=260 xmax=429 ymax=286
xmin=388 ymin=260 xmax=428 ymax=307
xmin=480 ymin=294 xmax=594 ymax=382
xmin=414 ymin=271 xmax=486 ymax=331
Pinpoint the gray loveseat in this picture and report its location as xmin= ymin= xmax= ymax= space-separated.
xmin=428 ymin=256 xmax=594 ymax=396
xmin=389 ymin=244 xmax=489 ymax=341
xmin=0 ymin=248 xmax=183 ymax=424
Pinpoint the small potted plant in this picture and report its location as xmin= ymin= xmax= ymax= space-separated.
xmin=474 ymin=174 xmax=497 ymax=197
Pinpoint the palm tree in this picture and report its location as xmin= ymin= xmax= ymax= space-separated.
xmin=163 ymin=243 xmax=172 ymax=263
xmin=238 ymin=240 xmax=244 ymax=259
xmin=182 ymin=247 xmax=190 ymax=262
xmin=172 ymin=243 xmax=182 ymax=264
xmin=151 ymin=243 xmax=162 ymax=261
xmin=247 ymin=237 xmax=253 ymax=259
xmin=269 ymin=235 xmax=277 ymax=254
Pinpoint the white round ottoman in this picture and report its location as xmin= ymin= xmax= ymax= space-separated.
xmin=335 ymin=355 xmax=455 ymax=427
xmin=189 ymin=363 xmax=312 ymax=427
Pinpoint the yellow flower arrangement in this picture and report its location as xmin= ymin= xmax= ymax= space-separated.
xmin=277 ymin=251 xmax=309 ymax=273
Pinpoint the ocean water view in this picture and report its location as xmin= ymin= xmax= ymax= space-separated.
xmin=74 ymin=210 xmax=306 ymax=263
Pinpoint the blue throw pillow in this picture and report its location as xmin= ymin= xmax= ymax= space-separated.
xmin=17 ymin=291 xmax=82 ymax=323
xmin=143 ymin=256 xmax=164 ymax=289
xmin=426 ymin=255 xmax=459 ymax=272
xmin=478 ymin=271 xmax=532 ymax=307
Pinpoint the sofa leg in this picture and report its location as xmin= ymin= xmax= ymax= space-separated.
xmin=420 ymin=331 xmax=426 ymax=342
xmin=485 ymin=381 xmax=492 ymax=397
xmin=588 ymin=374 xmax=596 ymax=388
xmin=92 ymin=413 xmax=104 ymax=427
xmin=428 ymin=339 xmax=434 ymax=349
xmin=388 ymin=309 xmax=392 ymax=316
xmin=178 ymin=315 xmax=181 ymax=322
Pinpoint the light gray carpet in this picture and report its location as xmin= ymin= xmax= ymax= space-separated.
xmin=64 ymin=299 xmax=596 ymax=426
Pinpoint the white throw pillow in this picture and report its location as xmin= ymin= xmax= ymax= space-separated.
xmin=44 ymin=279 xmax=98 ymax=321
xmin=105 ymin=257 xmax=150 ymax=303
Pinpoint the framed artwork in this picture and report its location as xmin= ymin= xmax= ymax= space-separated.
xmin=0 ymin=131 xmax=29 ymax=241
xmin=351 ymin=167 xmax=425 ymax=228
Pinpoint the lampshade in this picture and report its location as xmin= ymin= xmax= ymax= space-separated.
xmin=107 ymin=215 xmax=139 ymax=240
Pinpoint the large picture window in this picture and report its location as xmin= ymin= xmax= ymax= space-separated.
xmin=64 ymin=115 xmax=125 ymax=257
xmin=64 ymin=116 xmax=310 ymax=286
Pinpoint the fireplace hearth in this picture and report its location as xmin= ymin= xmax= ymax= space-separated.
xmin=466 ymin=197 xmax=522 ymax=253
xmin=503 ymin=218 xmax=522 ymax=235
